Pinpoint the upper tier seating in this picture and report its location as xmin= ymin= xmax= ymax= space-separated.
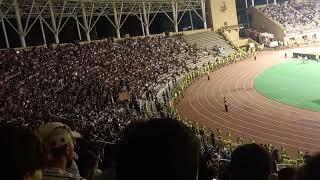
xmin=259 ymin=2 xmax=317 ymax=33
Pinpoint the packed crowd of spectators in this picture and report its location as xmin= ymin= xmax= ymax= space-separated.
xmin=2 ymin=117 xmax=320 ymax=180
xmin=260 ymin=1 xmax=317 ymax=33
xmin=2 ymin=30 xmax=319 ymax=180
xmin=289 ymin=0 xmax=320 ymax=24
xmin=0 ymin=34 xmax=198 ymax=144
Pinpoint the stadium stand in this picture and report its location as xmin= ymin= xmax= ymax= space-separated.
xmin=0 ymin=27 xmax=317 ymax=180
xmin=289 ymin=0 xmax=320 ymax=24
xmin=259 ymin=2 xmax=317 ymax=33
xmin=0 ymin=35 xmax=199 ymax=143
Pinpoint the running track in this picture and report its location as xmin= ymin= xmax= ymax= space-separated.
xmin=176 ymin=49 xmax=320 ymax=156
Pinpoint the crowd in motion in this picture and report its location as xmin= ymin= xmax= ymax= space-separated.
xmin=260 ymin=1 xmax=316 ymax=33
xmin=0 ymin=34 xmax=198 ymax=143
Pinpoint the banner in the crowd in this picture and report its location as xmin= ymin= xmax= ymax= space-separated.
xmin=119 ymin=91 xmax=129 ymax=101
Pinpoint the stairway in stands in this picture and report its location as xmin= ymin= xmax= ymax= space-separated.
xmin=183 ymin=31 xmax=235 ymax=56
xmin=183 ymin=31 xmax=235 ymax=69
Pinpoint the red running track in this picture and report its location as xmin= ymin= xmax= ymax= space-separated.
xmin=176 ymin=49 xmax=320 ymax=157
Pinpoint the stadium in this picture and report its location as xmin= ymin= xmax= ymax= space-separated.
xmin=1 ymin=0 xmax=320 ymax=180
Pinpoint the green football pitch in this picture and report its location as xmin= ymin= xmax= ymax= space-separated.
xmin=254 ymin=59 xmax=320 ymax=112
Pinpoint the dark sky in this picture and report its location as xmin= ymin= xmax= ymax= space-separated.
xmin=236 ymin=0 xmax=272 ymax=10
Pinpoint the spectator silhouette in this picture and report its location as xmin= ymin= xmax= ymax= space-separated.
xmin=77 ymin=149 xmax=100 ymax=180
xmin=278 ymin=167 xmax=297 ymax=180
xmin=0 ymin=125 xmax=43 ymax=180
xmin=297 ymin=153 xmax=320 ymax=180
xmin=116 ymin=118 xmax=200 ymax=180
xmin=231 ymin=143 xmax=272 ymax=180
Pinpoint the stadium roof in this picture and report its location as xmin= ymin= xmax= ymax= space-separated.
xmin=75 ymin=0 xmax=202 ymax=2
xmin=1 ymin=0 xmax=202 ymax=4
xmin=0 ymin=0 xmax=203 ymax=18
xmin=0 ymin=0 xmax=206 ymax=48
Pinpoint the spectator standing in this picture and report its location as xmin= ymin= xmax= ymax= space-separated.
xmin=224 ymin=97 xmax=229 ymax=112
xmin=210 ymin=130 xmax=216 ymax=148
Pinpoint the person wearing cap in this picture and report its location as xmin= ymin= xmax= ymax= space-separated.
xmin=36 ymin=122 xmax=84 ymax=180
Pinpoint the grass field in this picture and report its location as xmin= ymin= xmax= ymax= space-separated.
xmin=254 ymin=59 xmax=320 ymax=112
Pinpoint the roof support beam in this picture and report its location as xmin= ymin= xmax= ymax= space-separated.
xmin=171 ymin=1 xmax=178 ymax=32
xmin=142 ymin=2 xmax=150 ymax=36
xmin=39 ymin=16 xmax=47 ymax=45
xmin=14 ymin=0 xmax=26 ymax=47
xmin=74 ymin=15 xmax=82 ymax=40
xmin=201 ymin=0 xmax=207 ymax=29
xmin=49 ymin=0 xmax=59 ymax=44
xmin=189 ymin=9 xmax=193 ymax=30
xmin=1 ymin=17 xmax=9 ymax=48
xmin=113 ymin=2 xmax=121 ymax=39
xmin=81 ymin=1 xmax=91 ymax=41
